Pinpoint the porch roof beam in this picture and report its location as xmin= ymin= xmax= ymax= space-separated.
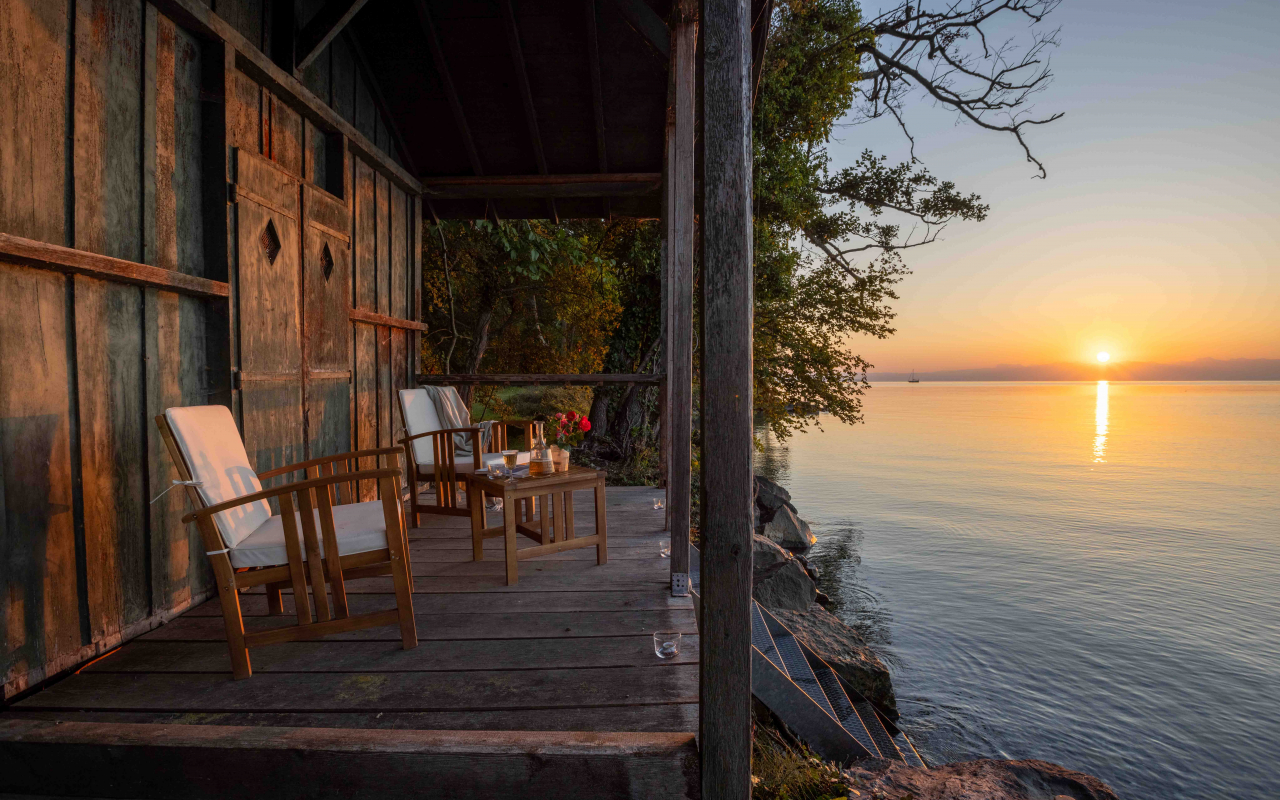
xmin=608 ymin=0 xmax=670 ymax=58
xmin=412 ymin=0 xmax=483 ymax=178
xmin=585 ymin=0 xmax=610 ymax=218
xmin=501 ymin=0 xmax=557 ymax=222
xmin=295 ymin=0 xmax=372 ymax=71
xmin=421 ymin=173 xmax=661 ymax=199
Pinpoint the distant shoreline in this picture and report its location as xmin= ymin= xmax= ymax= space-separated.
xmin=869 ymin=357 xmax=1280 ymax=383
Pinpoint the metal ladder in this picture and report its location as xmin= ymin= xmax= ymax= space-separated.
xmin=689 ymin=548 xmax=926 ymax=767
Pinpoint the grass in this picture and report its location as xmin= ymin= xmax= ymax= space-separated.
xmin=752 ymin=721 xmax=851 ymax=800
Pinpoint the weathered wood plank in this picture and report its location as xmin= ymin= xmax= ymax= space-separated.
xmin=74 ymin=0 xmax=143 ymax=262
xmin=142 ymin=607 xmax=695 ymax=642
xmin=0 ymin=234 xmax=229 ymax=299
xmin=0 ymin=264 xmax=80 ymax=699
xmin=270 ymin=92 xmax=305 ymax=177
xmin=0 ymin=0 xmax=68 ymax=245
xmin=3 ymin=705 xmax=701 ymax=733
xmin=171 ymin=19 xmax=205 ymax=275
xmin=18 ymin=665 xmax=698 ymax=711
xmin=145 ymin=288 xmax=213 ymax=611
xmin=348 ymin=307 xmax=427 ymax=331
xmin=85 ymin=634 xmax=698 ymax=673
xmin=700 ymin=0 xmax=757 ymax=794
xmin=182 ymin=589 xmax=691 ymax=617
xmin=354 ymin=322 xmax=378 ymax=500
xmin=353 ymin=159 xmax=376 ymax=311
xmin=390 ymin=185 xmax=407 ymax=320
xmin=74 ymin=277 xmax=148 ymax=642
xmin=0 ymin=720 xmax=701 ymax=800
xmin=665 ymin=8 xmax=697 ymax=591
xmin=375 ymin=172 xmax=391 ymax=316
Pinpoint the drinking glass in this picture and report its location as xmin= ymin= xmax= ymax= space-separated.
xmin=659 ymin=540 xmax=671 ymax=558
xmin=653 ymin=632 xmax=681 ymax=659
xmin=502 ymin=450 xmax=519 ymax=484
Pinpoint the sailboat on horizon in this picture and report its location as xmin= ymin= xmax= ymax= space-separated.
xmin=908 ymin=369 xmax=920 ymax=383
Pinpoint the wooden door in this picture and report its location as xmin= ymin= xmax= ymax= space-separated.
xmin=233 ymin=149 xmax=303 ymax=476
xmin=302 ymin=183 xmax=352 ymax=460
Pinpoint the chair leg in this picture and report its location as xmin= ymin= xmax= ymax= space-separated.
xmin=214 ymin=572 xmax=251 ymax=679
xmin=382 ymin=482 xmax=418 ymax=650
xmin=471 ymin=486 xmax=486 ymax=562
xmin=265 ymin=581 xmax=286 ymax=615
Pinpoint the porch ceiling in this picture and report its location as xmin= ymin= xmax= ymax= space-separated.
xmin=347 ymin=0 xmax=770 ymax=220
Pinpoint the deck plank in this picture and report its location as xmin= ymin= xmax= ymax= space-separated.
xmin=7 ymin=487 xmax=697 ymax=741
xmin=16 ymin=666 xmax=699 ymax=711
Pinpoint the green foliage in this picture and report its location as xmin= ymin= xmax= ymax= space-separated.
xmin=752 ymin=0 xmax=989 ymax=438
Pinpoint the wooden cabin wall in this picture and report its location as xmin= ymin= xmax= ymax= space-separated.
xmin=1 ymin=0 xmax=421 ymax=701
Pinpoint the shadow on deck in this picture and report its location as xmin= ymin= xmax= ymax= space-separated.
xmin=0 ymin=487 xmax=699 ymax=800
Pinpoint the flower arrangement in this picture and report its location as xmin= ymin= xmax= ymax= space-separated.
xmin=550 ymin=410 xmax=591 ymax=448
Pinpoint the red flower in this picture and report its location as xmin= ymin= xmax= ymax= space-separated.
xmin=579 ymin=419 xmax=591 ymax=432
xmin=566 ymin=411 xmax=578 ymax=421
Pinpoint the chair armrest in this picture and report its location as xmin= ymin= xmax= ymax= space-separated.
xmin=400 ymin=427 xmax=481 ymax=444
xmin=183 ymin=467 xmax=401 ymax=523
xmin=256 ymin=447 xmax=403 ymax=480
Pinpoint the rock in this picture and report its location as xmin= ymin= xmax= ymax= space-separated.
xmin=754 ymin=474 xmax=798 ymax=517
xmin=753 ymin=560 xmax=818 ymax=611
xmin=769 ymin=603 xmax=897 ymax=717
xmin=844 ymin=758 xmax=1120 ymax=800
xmin=760 ymin=505 xmax=816 ymax=550
xmin=752 ymin=533 xmax=792 ymax=571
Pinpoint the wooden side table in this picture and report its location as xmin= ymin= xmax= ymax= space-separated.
xmin=466 ymin=465 xmax=608 ymax=585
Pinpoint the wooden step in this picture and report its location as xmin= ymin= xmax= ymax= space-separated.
xmin=0 ymin=720 xmax=700 ymax=800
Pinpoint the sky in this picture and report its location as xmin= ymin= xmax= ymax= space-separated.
xmin=831 ymin=0 xmax=1280 ymax=373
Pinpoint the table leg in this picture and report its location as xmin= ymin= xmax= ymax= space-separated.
xmin=504 ymin=498 xmax=519 ymax=586
xmin=595 ymin=482 xmax=608 ymax=565
xmin=564 ymin=491 xmax=575 ymax=540
xmin=470 ymin=483 xmax=485 ymax=562
xmin=540 ymin=494 xmax=551 ymax=544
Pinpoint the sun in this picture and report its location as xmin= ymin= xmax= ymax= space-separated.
xmin=1096 ymin=352 xmax=1111 ymax=363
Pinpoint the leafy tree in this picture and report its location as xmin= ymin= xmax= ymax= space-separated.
xmin=751 ymin=0 xmax=1057 ymax=437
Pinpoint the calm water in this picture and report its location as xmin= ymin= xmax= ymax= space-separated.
xmin=756 ymin=382 xmax=1279 ymax=800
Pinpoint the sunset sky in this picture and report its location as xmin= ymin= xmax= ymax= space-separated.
xmin=836 ymin=0 xmax=1280 ymax=373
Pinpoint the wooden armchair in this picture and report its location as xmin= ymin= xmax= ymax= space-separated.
xmin=156 ymin=405 xmax=417 ymax=680
xmin=398 ymin=387 xmax=534 ymax=523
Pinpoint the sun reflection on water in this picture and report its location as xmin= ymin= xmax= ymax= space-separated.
xmin=1093 ymin=380 xmax=1109 ymax=463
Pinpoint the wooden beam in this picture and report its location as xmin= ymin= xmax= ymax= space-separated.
xmin=147 ymin=0 xmax=421 ymax=194
xmin=700 ymin=0 xmax=755 ymax=797
xmin=608 ymin=0 xmax=670 ymax=58
xmin=343 ymin=30 xmax=419 ymax=176
xmin=585 ymin=0 xmax=610 ymax=218
xmin=501 ymin=0 xmax=557 ymax=222
xmin=0 ymin=233 xmax=230 ymax=300
xmin=295 ymin=0 xmax=372 ymax=72
xmin=349 ymin=308 xmax=429 ymax=332
xmin=421 ymin=173 xmax=661 ymax=199
xmin=665 ymin=3 xmax=697 ymax=598
xmin=417 ymin=373 xmax=663 ymax=385
xmin=412 ymin=0 xmax=483 ymax=177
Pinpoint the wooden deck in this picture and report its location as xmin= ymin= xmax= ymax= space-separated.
xmin=0 ymin=487 xmax=700 ymax=800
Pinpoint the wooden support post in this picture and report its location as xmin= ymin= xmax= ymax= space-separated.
xmin=699 ymin=0 xmax=755 ymax=796
xmin=666 ymin=4 xmax=696 ymax=597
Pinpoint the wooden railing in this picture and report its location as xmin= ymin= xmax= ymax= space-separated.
xmin=416 ymin=373 xmax=663 ymax=386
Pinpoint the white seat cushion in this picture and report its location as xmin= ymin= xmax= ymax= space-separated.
xmin=399 ymin=388 xmax=442 ymax=466
xmin=228 ymin=500 xmax=391 ymax=568
xmin=164 ymin=405 xmax=271 ymax=549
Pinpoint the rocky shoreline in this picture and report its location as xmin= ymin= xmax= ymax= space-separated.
xmin=751 ymin=475 xmax=1119 ymax=800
